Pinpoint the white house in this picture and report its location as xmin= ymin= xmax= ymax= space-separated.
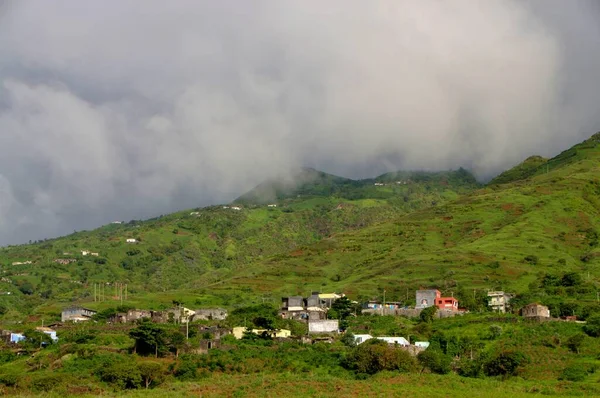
xmin=81 ymin=250 xmax=90 ymax=256
xmin=126 ymin=238 xmax=137 ymax=243
xmin=267 ymin=204 xmax=277 ymax=207
xmin=231 ymin=206 xmax=241 ymax=211
xmin=190 ymin=212 xmax=200 ymax=215
xmin=415 ymin=342 xmax=430 ymax=349
xmin=111 ymin=221 xmax=122 ymax=224
xmin=91 ymin=252 xmax=99 ymax=257
xmin=377 ymin=337 xmax=410 ymax=346
xmin=353 ymin=334 xmax=373 ymax=345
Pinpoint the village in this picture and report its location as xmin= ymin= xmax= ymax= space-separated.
xmin=2 ymin=287 xmax=571 ymax=353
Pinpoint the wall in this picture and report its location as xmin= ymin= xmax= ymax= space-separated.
xmin=308 ymin=320 xmax=339 ymax=334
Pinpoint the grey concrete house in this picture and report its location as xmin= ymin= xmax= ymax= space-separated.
xmin=415 ymin=289 xmax=441 ymax=309
xmin=61 ymin=306 xmax=97 ymax=322
xmin=193 ymin=308 xmax=228 ymax=321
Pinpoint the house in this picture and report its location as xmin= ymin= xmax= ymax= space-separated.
xmin=11 ymin=261 xmax=32 ymax=265
xmin=436 ymin=296 xmax=459 ymax=311
xmin=190 ymin=212 xmax=200 ymax=215
xmin=487 ymin=291 xmax=513 ymax=313
xmin=232 ymin=327 xmax=291 ymax=340
xmin=414 ymin=341 xmax=430 ymax=349
xmin=377 ymin=336 xmax=410 ymax=346
xmin=353 ymin=334 xmax=373 ymax=345
xmin=363 ymin=301 xmax=402 ymax=310
xmin=193 ymin=308 xmax=228 ymax=321
xmin=416 ymin=289 xmax=441 ymax=309
xmin=281 ymin=296 xmax=305 ymax=311
xmin=267 ymin=204 xmax=277 ymax=207
xmin=91 ymin=252 xmax=99 ymax=256
xmin=308 ymin=320 xmax=339 ymax=334
xmin=54 ymin=259 xmax=76 ymax=265
xmin=81 ymin=250 xmax=90 ymax=256
xmin=10 ymin=333 xmax=25 ymax=343
xmin=318 ymin=293 xmax=343 ymax=308
xmin=111 ymin=221 xmax=122 ymax=224
xmin=61 ymin=306 xmax=97 ymax=322
xmin=35 ymin=327 xmax=58 ymax=342
xmin=231 ymin=206 xmax=242 ymax=211
xmin=126 ymin=238 xmax=137 ymax=243
xmin=522 ymin=303 xmax=550 ymax=318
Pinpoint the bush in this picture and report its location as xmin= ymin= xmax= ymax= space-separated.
xmin=417 ymin=349 xmax=452 ymax=374
xmin=566 ymin=334 xmax=586 ymax=354
xmin=98 ymin=361 xmax=142 ymax=390
xmin=419 ymin=306 xmax=437 ymax=323
xmin=483 ymin=351 xmax=529 ymax=377
xmin=344 ymin=340 xmax=417 ymax=375
xmin=559 ymin=364 xmax=588 ymax=382
xmin=583 ymin=315 xmax=600 ymax=337
xmin=173 ymin=358 xmax=198 ymax=380
xmin=524 ymin=255 xmax=539 ymax=265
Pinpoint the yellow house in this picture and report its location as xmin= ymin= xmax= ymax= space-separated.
xmin=232 ymin=327 xmax=291 ymax=339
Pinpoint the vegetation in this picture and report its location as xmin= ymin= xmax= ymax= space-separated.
xmin=0 ymin=132 xmax=600 ymax=396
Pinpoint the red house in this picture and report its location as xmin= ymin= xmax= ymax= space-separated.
xmin=436 ymin=296 xmax=459 ymax=311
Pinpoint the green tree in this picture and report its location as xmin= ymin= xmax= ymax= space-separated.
xmin=138 ymin=362 xmax=166 ymax=389
xmin=483 ymin=351 xmax=528 ymax=377
xmin=583 ymin=315 xmax=600 ymax=337
xmin=566 ymin=334 xmax=585 ymax=354
xmin=129 ymin=319 xmax=167 ymax=357
xmin=99 ymin=361 xmax=142 ymax=390
xmin=22 ymin=329 xmax=51 ymax=349
xmin=419 ymin=306 xmax=437 ymax=323
xmin=169 ymin=331 xmax=186 ymax=358
xmin=417 ymin=349 xmax=452 ymax=374
xmin=344 ymin=340 xmax=416 ymax=375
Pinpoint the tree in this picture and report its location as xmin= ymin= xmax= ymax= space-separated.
xmin=138 ymin=362 xmax=166 ymax=389
xmin=417 ymin=349 xmax=452 ymax=374
xmin=129 ymin=319 xmax=167 ymax=357
xmin=22 ymin=329 xmax=51 ymax=349
xmin=561 ymin=272 xmax=582 ymax=287
xmin=345 ymin=340 xmax=416 ymax=375
xmin=566 ymin=334 xmax=585 ymax=354
xmin=169 ymin=331 xmax=186 ymax=358
xmin=419 ymin=306 xmax=437 ymax=323
xmin=483 ymin=351 xmax=529 ymax=377
xmin=583 ymin=315 xmax=600 ymax=337
xmin=99 ymin=361 xmax=142 ymax=390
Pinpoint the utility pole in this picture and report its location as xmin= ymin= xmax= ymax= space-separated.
xmin=94 ymin=283 xmax=96 ymax=302
xmin=382 ymin=289 xmax=386 ymax=316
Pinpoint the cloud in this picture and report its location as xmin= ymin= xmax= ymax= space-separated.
xmin=0 ymin=0 xmax=599 ymax=245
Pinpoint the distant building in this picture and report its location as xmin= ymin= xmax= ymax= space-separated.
xmin=487 ymin=291 xmax=513 ymax=313
xmin=267 ymin=204 xmax=277 ymax=207
xmin=232 ymin=327 xmax=291 ymax=339
xmin=416 ymin=289 xmax=441 ymax=309
xmin=10 ymin=333 xmax=25 ymax=343
xmin=193 ymin=308 xmax=228 ymax=321
xmin=36 ymin=327 xmax=58 ymax=342
xmin=377 ymin=336 xmax=409 ymax=346
xmin=282 ymin=296 xmax=305 ymax=311
xmin=353 ymin=334 xmax=373 ymax=345
xmin=126 ymin=238 xmax=137 ymax=243
xmin=62 ymin=306 xmax=97 ymax=322
xmin=308 ymin=320 xmax=339 ymax=334
xmin=522 ymin=303 xmax=550 ymax=318
xmin=436 ymin=296 xmax=459 ymax=311
xmin=81 ymin=250 xmax=90 ymax=256
xmin=414 ymin=341 xmax=430 ymax=349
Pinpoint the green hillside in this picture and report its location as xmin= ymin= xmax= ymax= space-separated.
xmin=0 ymin=167 xmax=479 ymax=318
xmin=1 ymin=133 xmax=600 ymax=396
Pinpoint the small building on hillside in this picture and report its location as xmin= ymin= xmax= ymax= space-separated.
xmin=436 ymin=296 xmax=459 ymax=311
xmin=377 ymin=336 xmax=410 ymax=346
xmin=282 ymin=296 xmax=305 ymax=311
xmin=36 ymin=327 xmax=58 ymax=342
xmin=487 ymin=291 xmax=513 ymax=313
xmin=62 ymin=306 xmax=97 ymax=322
xmin=416 ymin=289 xmax=441 ymax=309
xmin=126 ymin=238 xmax=137 ymax=243
xmin=232 ymin=327 xmax=291 ymax=339
xmin=10 ymin=333 xmax=25 ymax=343
xmin=308 ymin=319 xmax=339 ymax=334
xmin=522 ymin=303 xmax=550 ymax=318
xmin=319 ymin=293 xmax=342 ymax=308
xmin=353 ymin=334 xmax=373 ymax=345
xmin=193 ymin=308 xmax=228 ymax=321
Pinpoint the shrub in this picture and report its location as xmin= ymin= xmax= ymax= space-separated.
xmin=173 ymin=358 xmax=198 ymax=380
xmin=524 ymin=255 xmax=539 ymax=265
xmin=138 ymin=361 xmax=167 ymax=389
xmin=566 ymin=334 xmax=586 ymax=354
xmin=419 ymin=306 xmax=437 ymax=323
xmin=559 ymin=364 xmax=588 ymax=382
xmin=417 ymin=349 xmax=452 ymax=374
xmin=583 ymin=315 xmax=600 ymax=337
xmin=344 ymin=340 xmax=417 ymax=375
xmin=483 ymin=351 xmax=529 ymax=377
xmin=98 ymin=361 xmax=142 ymax=390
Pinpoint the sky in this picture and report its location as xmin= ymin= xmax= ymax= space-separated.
xmin=1 ymin=0 xmax=600 ymax=245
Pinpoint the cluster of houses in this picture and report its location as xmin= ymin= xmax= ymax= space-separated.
xmin=1 ymin=326 xmax=59 ymax=345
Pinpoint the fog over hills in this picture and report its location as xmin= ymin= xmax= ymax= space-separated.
xmin=1 ymin=0 xmax=600 ymax=245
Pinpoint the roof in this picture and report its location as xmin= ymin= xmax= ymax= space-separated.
xmin=63 ymin=306 xmax=97 ymax=313
xmin=318 ymin=293 xmax=341 ymax=299
xmin=35 ymin=327 xmax=56 ymax=333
